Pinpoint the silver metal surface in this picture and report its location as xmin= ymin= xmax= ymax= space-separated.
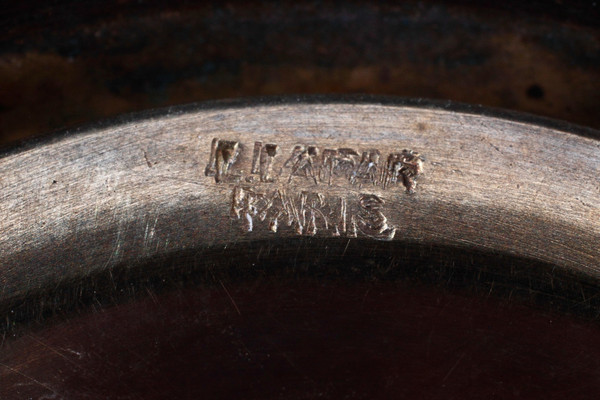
xmin=0 ymin=98 xmax=599 ymax=304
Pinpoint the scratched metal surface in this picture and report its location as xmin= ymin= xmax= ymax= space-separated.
xmin=0 ymin=99 xmax=599 ymax=306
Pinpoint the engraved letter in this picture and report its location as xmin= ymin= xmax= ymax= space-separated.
xmin=356 ymin=194 xmax=396 ymax=240
xmin=351 ymin=149 xmax=381 ymax=186
xmin=205 ymin=138 xmax=241 ymax=183
xmin=249 ymin=142 xmax=278 ymax=182
xmin=303 ymin=191 xmax=329 ymax=236
xmin=284 ymin=145 xmax=319 ymax=185
xmin=331 ymin=197 xmax=347 ymax=237
xmin=384 ymin=149 xmax=424 ymax=193
xmin=231 ymin=186 xmax=261 ymax=231
xmin=320 ymin=148 xmax=359 ymax=185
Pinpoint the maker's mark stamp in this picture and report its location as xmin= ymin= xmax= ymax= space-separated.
xmin=204 ymin=137 xmax=425 ymax=240
xmin=205 ymin=139 xmax=424 ymax=192
xmin=230 ymin=187 xmax=395 ymax=240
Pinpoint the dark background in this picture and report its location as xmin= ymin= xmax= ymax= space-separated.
xmin=1 ymin=0 xmax=599 ymax=146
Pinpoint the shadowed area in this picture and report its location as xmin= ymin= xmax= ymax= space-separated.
xmin=1 ymin=239 xmax=599 ymax=399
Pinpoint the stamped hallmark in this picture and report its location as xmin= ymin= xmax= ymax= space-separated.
xmin=230 ymin=186 xmax=395 ymax=240
xmin=205 ymin=139 xmax=424 ymax=193
xmin=204 ymin=138 xmax=424 ymax=240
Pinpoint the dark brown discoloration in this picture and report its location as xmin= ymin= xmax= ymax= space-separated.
xmin=3 ymin=239 xmax=600 ymax=399
xmin=1 ymin=1 xmax=599 ymax=146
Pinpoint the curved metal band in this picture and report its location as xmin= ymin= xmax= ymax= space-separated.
xmin=1 ymin=98 xmax=599 ymax=304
